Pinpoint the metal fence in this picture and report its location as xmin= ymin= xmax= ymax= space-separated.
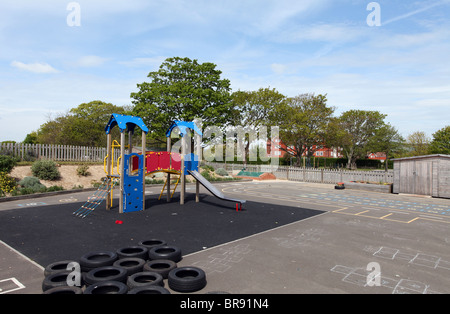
xmin=205 ymin=162 xmax=394 ymax=184
xmin=0 ymin=143 xmax=120 ymax=162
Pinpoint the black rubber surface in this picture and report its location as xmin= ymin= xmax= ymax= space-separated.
xmin=0 ymin=193 xmax=323 ymax=267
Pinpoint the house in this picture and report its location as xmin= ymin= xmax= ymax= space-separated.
xmin=267 ymin=138 xmax=343 ymax=159
xmin=367 ymin=152 xmax=387 ymax=161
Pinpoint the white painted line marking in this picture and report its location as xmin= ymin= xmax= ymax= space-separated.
xmin=0 ymin=277 xmax=26 ymax=294
xmin=0 ymin=240 xmax=44 ymax=271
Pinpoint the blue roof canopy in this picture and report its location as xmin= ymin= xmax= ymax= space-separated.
xmin=166 ymin=121 xmax=203 ymax=138
xmin=105 ymin=114 xmax=149 ymax=134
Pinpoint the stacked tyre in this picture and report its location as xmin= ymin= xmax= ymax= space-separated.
xmin=41 ymin=239 xmax=207 ymax=294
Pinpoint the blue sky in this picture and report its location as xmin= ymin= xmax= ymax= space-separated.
xmin=1 ymin=0 xmax=449 ymax=142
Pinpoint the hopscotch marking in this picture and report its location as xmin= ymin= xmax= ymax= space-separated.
xmin=0 ymin=278 xmax=26 ymax=294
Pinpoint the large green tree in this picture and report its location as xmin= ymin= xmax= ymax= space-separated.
xmin=429 ymin=126 xmax=450 ymax=154
xmin=336 ymin=110 xmax=387 ymax=169
xmin=270 ymin=93 xmax=334 ymax=167
xmin=367 ymin=123 xmax=405 ymax=170
xmin=37 ymin=101 xmax=127 ymax=146
xmin=231 ymin=87 xmax=286 ymax=164
xmin=405 ymin=131 xmax=430 ymax=157
xmin=131 ymin=57 xmax=234 ymax=142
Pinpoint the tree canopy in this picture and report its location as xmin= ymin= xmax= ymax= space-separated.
xmin=334 ymin=110 xmax=387 ymax=169
xmin=429 ymin=126 xmax=450 ymax=154
xmin=36 ymin=101 xmax=127 ymax=146
xmin=131 ymin=57 xmax=234 ymax=142
xmin=270 ymin=93 xmax=334 ymax=167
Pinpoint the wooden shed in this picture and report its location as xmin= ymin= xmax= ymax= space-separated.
xmin=392 ymin=154 xmax=450 ymax=198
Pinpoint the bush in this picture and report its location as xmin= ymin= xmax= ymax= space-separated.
xmin=201 ymin=170 xmax=213 ymax=181
xmin=0 ymin=155 xmax=17 ymax=173
xmin=215 ymin=168 xmax=228 ymax=176
xmin=18 ymin=176 xmax=47 ymax=193
xmin=77 ymin=165 xmax=90 ymax=177
xmin=0 ymin=171 xmax=17 ymax=195
xmin=31 ymin=160 xmax=61 ymax=181
xmin=200 ymin=165 xmax=214 ymax=172
xmin=46 ymin=185 xmax=64 ymax=192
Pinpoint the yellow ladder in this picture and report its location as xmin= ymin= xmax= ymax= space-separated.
xmin=158 ymin=171 xmax=181 ymax=200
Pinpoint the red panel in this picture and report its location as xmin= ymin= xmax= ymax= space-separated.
xmin=171 ymin=153 xmax=181 ymax=171
xmin=159 ymin=152 xmax=171 ymax=170
xmin=146 ymin=153 xmax=159 ymax=173
xmin=132 ymin=155 xmax=140 ymax=172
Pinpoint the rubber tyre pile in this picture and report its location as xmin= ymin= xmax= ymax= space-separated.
xmin=41 ymin=239 xmax=207 ymax=294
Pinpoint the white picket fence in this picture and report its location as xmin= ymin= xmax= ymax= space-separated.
xmin=0 ymin=143 xmax=120 ymax=162
xmin=206 ymin=162 xmax=394 ymax=184
xmin=1 ymin=143 xmax=394 ymax=184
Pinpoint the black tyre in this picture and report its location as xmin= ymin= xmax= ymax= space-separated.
xmin=84 ymin=266 xmax=127 ymax=286
xmin=116 ymin=246 xmax=148 ymax=260
xmin=148 ymin=245 xmax=182 ymax=262
xmin=143 ymin=259 xmax=177 ymax=279
xmin=168 ymin=267 xmax=207 ymax=293
xmin=42 ymin=270 xmax=81 ymax=292
xmin=138 ymin=239 xmax=166 ymax=250
xmin=84 ymin=281 xmax=128 ymax=294
xmin=205 ymin=291 xmax=231 ymax=294
xmin=44 ymin=260 xmax=78 ymax=277
xmin=127 ymin=271 xmax=164 ymax=290
xmin=79 ymin=251 xmax=118 ymax=272
xmin=43 ymin=286 xmax=83 ymax=294
xmin=113 ymin=258 xmax=145 ymax=276
xmin=128 ymin=286 xmax=171 ymax=294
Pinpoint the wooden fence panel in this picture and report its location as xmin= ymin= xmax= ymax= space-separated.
xmin=204 ymin=162 xmax=393 ymax=184
xmin=0 ymin=143 xmax=109 ymax=163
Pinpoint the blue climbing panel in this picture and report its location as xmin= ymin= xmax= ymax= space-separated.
xmin=184 ymin=153 xmax=199 ymax=172
xmin=123 ymin=153 xmax=144 ymax=213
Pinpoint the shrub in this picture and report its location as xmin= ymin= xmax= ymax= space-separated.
xmin=77 ymin=165 xmax=90 ymax=176
xmin=201 ymin=170 xmax=213 ymax=181
xmin=215 ymin=168 xmax=228 ymax=176
xmin=31 ymin=160 xmax=61 ymax=181
xmin=200 ymin=165 xmax=214 ymax=172
xmin=0 ymin=155 xmax=17 ymax=173
xmin=18 ymin=176 xmax=47 ymax=193
xmin=0 ymin=171 xmax=17 ymax=195
xmin=47 ymin=185 xmax=64 ymax=192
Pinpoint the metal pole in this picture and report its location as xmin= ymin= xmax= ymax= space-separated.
xmin=167 ymin=136 xmax=172 ymax=202
xmin=195 ymin=130 xmax=201 ymax=203
xmin=106 ymin=133 xmax=112 ymax=210
xmin=142 ymin=132 xmax=146 ymax=211
xmin=119 ymin=131 xmax=125 ymax=214
xmin=180 ymin=135 xmax=186 ymax=205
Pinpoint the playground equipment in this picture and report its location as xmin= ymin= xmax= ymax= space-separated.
xmin=73 ymin=114 xmax=245 ymax=217
xmin=72 ymin=178 xmax=113 ymax=218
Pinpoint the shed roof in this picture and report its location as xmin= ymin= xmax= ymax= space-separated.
xmin=392 ymin=154 xmax=450 ymax=162
xmin=105 ymin=114 xmax=149 ymax=134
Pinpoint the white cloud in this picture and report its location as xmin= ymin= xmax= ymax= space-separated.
xmin=119 ymin=56 xmax=167 ymax=69
xmin=270 ymin=63 xmax=288 ymax=75
xmin=77 ymin=55 xmax=108 ymax=67
xmin=10 ymin=61 xmax=59 ymax=74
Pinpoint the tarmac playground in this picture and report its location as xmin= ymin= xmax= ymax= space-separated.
xmin=1 ymin=179 xmax=450 ymax=294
